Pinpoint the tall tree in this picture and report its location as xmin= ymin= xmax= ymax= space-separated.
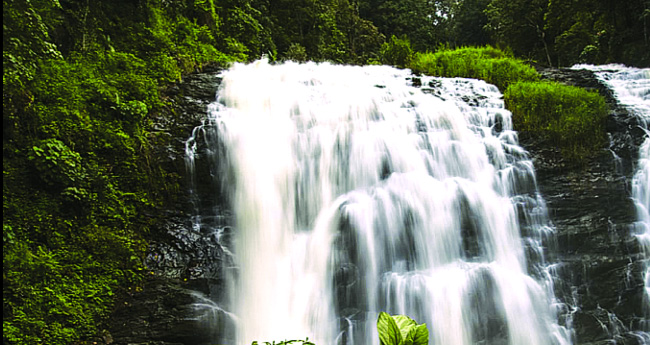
xmin=217 ymin=0 xmax=275 ymax=58
xmin=358 ymin=0 xmax=453 ymax=52
xmin=263 ymin=0 xmax=383 ymax=63
xmin=544 ymin=0 xmax=649 ymax=66
xmin=544 ymin=0 xmax=602 ymax=65
xmin=485 ymin=0 xmax=553 ymax=65
xmin=449 ymin=0 xmax=491 ymax=47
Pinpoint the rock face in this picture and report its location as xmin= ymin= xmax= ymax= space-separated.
xmin=105 ymin=66 xmax=649 ymax=345
xmin=106 ymin=70 xmax=237 ymax=345
xmin=524 ymin=139 xmax=647 ymax=344
xmin=525 ymin=67 xmax=649 ymax=344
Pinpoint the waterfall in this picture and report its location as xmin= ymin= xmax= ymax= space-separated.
xmin=573 ymin=64 xmax=650 ymax=332
xmin=187 ymin=60 xmax=572 ymax=345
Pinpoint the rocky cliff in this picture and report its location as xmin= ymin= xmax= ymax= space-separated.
xmin=104 ymin=67 xmax=649 ymax=345
xmin=105 ymin=70 xmax=234 ymax=345
xmin=525 ymin=67 xmax=648 ymax=344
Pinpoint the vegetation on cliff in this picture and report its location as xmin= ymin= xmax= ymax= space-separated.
xmin=3 ymin=1 xmax=241 ymax=343
xmin=411 ymin=46 xmax=609 ymax=161
xmin=2 ymin=0 xmax=645 ymax=344
xmin=410 ymin=46 xmax=540 ymax=91
xmin=504 ymin=81 xmax=608 ymax=160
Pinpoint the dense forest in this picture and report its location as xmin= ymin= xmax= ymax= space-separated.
xmin=3 ymin=0 xmax=649 ymax=344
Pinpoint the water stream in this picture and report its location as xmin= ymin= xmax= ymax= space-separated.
xmin=187 ymin=60 xmax=573 ymax=344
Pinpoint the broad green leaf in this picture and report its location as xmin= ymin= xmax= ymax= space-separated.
xmin=404 ymin=323 xmax=429 ymax=345
xmin=377 ymin=312 xmax=402 ymax=345
xmin=392 ymin=314 xmax=417 ymax=340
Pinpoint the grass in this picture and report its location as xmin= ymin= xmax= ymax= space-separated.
xmin=504 ymin=81 xmax=608 ymax=160
xmin=409 ymin=46 xmax=539 ymax=91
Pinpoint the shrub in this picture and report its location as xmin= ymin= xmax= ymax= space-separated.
xmin=283 ymin=43 xmax=309 ymax=62
xmin=504 ymin=81 xmax=608 ymax=160
xmin=380 ymin=35 xmax=414 ymax=69
xmin=29 ymin=139 xmax=86 ymax=189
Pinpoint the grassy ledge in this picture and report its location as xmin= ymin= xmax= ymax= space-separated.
xmin=409 ymin=46 xmax=609 ymax=162
xmin=410 ymin=46 xmax=539 ymax=91
xmin=504 ymin=81 xmax=608 ymax=161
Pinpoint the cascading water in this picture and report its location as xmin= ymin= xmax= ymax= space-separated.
xmin=187 ymin=60 xmax=572 ymax=344
xmin=573 ymin=64 xmax=650 ymax=333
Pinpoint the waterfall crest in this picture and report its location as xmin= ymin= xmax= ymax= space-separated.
xmin=188 ymin=60 xmax=571 ymax=345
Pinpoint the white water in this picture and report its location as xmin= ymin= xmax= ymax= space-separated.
xmin=573 ymin=64 xmax=650 ymax=333
xmin=191 ymin=60 xmax=572 ymax=344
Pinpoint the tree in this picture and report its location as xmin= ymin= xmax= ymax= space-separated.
xmin=217 ymin=0 xmax=276 ymax=58
xmin=379 ymin=35 xmax=413 ymax=68
xmin=358 ymin=0 xmax=452 ymax=52
xmin=487 ymin=0 xmax=648 ymax=67
xmin=449 ymin=0 xmax=491 ymax=47
xmin=543 ymin=0 xmax=602 ymax=65
xmin=485 ymin=0 xmax=553 ymax=65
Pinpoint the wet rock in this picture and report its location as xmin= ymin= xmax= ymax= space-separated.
xmin=107 ymin=71 xmax=233 ymax=345
xmin=107 ymin=66 xmax=650 ymax=344
xmin=107 ymin=278 xmax=231 ymax=345
xmin=521 ymin=67 xmax=649 ymax=344
xmin=536 ymin=66 xmax=646 ymax=167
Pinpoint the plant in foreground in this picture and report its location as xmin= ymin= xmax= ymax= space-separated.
xmin=377 ymin=312 xmax=429 ymax=345
xmin=252 ymin=338 xmax=315 ymax=345
xmin=249 ymin=312 xmax=429 ymax=345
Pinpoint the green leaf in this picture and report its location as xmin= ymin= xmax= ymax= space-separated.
xmin=404 ymin=323 xmax=429 ymax=345
xmin=377 ymin=312 xmax=402 ymax=345
xmin=392 ymin=314 xmax=417 ymax=340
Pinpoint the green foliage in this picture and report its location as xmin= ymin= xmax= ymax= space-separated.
xmin=556 ymin=0 xmax=650 ymax=66
xmin=263 ymin=0 xmax=384 ymax=64
xmin=3 ymin=0 xmax=231 ymax=343
xmin=578 ymin=44 xmax=600 ymax=64
xmin=3 ymin=240 xmax=129 ymax=345
xmin=410 ymin=46 xmax=539 ymax=91
xmin=449 ymin=0 xmax=491 ymax=47
xmin=410 ymin=45 xmax=608 ymax=161
xmin=3 ymin=0 xmax=63 ymax=84
xmin=504 ymin=81 xmax=608 ymax=160
xmin=486 ymin=0 xmax=649 ymax=66
xmin=357 ymin=0 xmax=649 ymax=67
xmin=377 ymin=312 xmax=429 ymax=345
xmin=283 ymin=43 xmax=309 ymax=62
xmin=29 ymin=139 xmax=86 ymax=189
xmin=359 ymin=0 xmax=449 ymax=52
xmin=380 ymin=35 xmax=414 ymax=68
xmin=484 ymin=0 xmax=550 ymax=62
